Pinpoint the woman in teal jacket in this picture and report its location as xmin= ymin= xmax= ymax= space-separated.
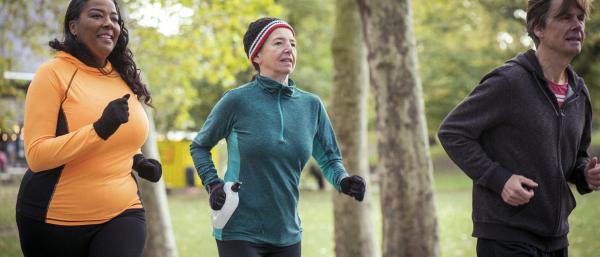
xmin=190 ymin=17 xmax=365 ymax=257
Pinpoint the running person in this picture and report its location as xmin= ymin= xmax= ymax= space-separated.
xmin=438 ymin=0 xmax=598 ymax=256
xmin=190 ymin=17 xmax=366 ymax=257
xmin=17 ymin=1 xmax=161 ymax=256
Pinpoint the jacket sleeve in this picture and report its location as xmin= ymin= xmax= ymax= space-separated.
xmin=437 ymin=74 xmax=513 ymax=194
xmin=23 ymin=65 xmax=102 ymax=172
xmin=568 ymin=86 xmax=593 ymax=194
xmin=190 ymin=92 xmax=236 ymax=187
xmin=311 ymin=98 xmax=348 ymax=192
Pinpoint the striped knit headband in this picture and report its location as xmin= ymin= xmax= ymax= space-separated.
xmin=246 ymin=20 xmax=295 ymax=62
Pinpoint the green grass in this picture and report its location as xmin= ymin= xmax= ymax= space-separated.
xmin=2 ymin=171 xmax=599 ymax=257
xmin=0 ymin=183 xmax=22 ymax=257
xmin=592 ymin=130 xmax=600 ymax=147
xmin=167 ymin=189 xmax=361 ymax=257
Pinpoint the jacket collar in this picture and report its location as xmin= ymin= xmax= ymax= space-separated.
xmin=55 ymin=51 xmax=118 ymax=77
xmin=510 ymin=49 xmax=583 ymax=93
xmin=256 ymin=75 xmax=295 ymax=97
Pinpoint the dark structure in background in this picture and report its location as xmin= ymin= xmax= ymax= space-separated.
xmin=308 ymin=163 xmax=325 ymax=190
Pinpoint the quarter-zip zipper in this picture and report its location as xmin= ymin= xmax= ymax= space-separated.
xmin=277 ymin=88 xmax=285 ymax=142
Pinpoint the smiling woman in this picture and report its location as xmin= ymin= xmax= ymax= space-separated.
xmin=16 ymin=0 xmax=162 ymax=257
xmin=67 ymin=0 xmax=121 ymax=67
xmin=47 ymin=0 xmax=152 ymax=106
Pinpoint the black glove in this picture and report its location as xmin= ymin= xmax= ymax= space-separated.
xmin=93 ymin=94 xmax=130 ymax=140
xmin=207 ymin=182 xmax=226 ymax=210
xmin=340 ymin=175 xmax=366 ymax=202
xmin=132 ymin=154 xmax=162 ymax=182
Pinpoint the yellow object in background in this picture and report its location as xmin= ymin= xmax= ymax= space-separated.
xmin=157 ymin=140 xmax=219 ymax=189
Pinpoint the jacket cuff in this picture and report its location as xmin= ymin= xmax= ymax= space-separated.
xmin=478 ymin=164 xmax=513 ymax=194
xmin=205 ymin=179 xmax=224 ymax=193
xmin=335 ymin=174 xmax=349 ymax=192
xmin=573 ymin=165 xmax=592 ymax=195
xmin=93 ymin=120 xmax=118 ymax=140
xmin=132 ymin=153 xmax=145 ymax=169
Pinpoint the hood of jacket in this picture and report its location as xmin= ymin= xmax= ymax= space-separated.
xmin=55 ymin=51 xmax=119 ymax=77
xmin=505 ymin=49 xmax=585 ymax=94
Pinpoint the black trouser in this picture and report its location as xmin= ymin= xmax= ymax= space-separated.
xmin=216 ymin=240 xmax=301 ymax=257
xmin=17 ymin=208 xmax=146 ymax=257
xmin=477 ymin=238 xmax=568 ymax=257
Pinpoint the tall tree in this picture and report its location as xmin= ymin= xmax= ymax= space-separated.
xmin=356 ymin=0 xmax=439 ymax=256
xmin=115 ymin=5 xmax=180 ymax=256
xmin=330 ymin=0 xmax=377 ymax=256
xmin=140 ymin=107 xmax=179 ymax=257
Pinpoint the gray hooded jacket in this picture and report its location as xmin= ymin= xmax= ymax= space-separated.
xmin=438 ymin=49 xmax=593 ymax=251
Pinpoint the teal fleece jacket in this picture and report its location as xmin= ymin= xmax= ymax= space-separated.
xmin=190 ymin=75 xmax=349 ymax=246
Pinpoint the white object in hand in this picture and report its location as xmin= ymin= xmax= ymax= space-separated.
xmin=212 ymin=182 xmax=241 ymax=229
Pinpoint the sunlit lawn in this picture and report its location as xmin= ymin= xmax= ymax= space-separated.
xmin=0 ymin=182 xmax=20 ymax=257
xmin=169 ymin=171 xmax=477 ymax=257
xmin=2 ymin=168 xmax=599 ymax=257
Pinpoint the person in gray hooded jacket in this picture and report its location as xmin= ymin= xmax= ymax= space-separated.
xmin=438 ymin=0 xmax=600 ymax=256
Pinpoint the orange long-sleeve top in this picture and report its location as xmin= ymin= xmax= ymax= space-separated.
xmin=23 ymin=51 xmax=148 ymax=225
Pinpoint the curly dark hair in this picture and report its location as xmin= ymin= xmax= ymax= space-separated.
xmin=49 ymin=0 xmax=152 ymax=106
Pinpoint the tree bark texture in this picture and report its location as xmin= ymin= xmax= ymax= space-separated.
xmin=355 ymin=0 xmax=440 ymax=256
xmin=330 ymin=0 xmax=377 ymax=256
xmin=140 ymin=107 xmax=179 ymax=257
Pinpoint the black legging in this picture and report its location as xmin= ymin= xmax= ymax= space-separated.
xmin=16 ymin=208 xmax=146 ymax=257
xmin=476 ymin=238 xmax=568 ymax=257
xmin=216 ymin=240 xmax=301 ymax=257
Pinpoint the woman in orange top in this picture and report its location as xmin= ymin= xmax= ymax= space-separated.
xmin=16 ymin=0 xmax=161 ymax=256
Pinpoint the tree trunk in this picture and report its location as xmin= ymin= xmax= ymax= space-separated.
xmin=140 ymin=106 xmax=179 ymax=257
xmin=355 ymin=0 xmax=440 ymax=256
xmin=330 ymin=0 xmax=377 ymax=256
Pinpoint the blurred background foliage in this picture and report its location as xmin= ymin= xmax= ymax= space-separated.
xmin=1 ymin=0 xmax=598 ymax=135
xmin=2 ymin=1 xmax=600 ymax=256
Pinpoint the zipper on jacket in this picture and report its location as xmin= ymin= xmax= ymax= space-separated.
xmin=552 ymin=110 xmax=565 ymax=234
xmin=531 ymin=71 xmax=568 ymax=118
xmin=533 ymin=79 xmax=560 ymax=117
xmin=277 ymin=88 xmax=285 ymax=142
xmin=532 ymin=73 xmax=575 ymax=234
xmin=551 ymin=92 xmax=579 ymax=234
